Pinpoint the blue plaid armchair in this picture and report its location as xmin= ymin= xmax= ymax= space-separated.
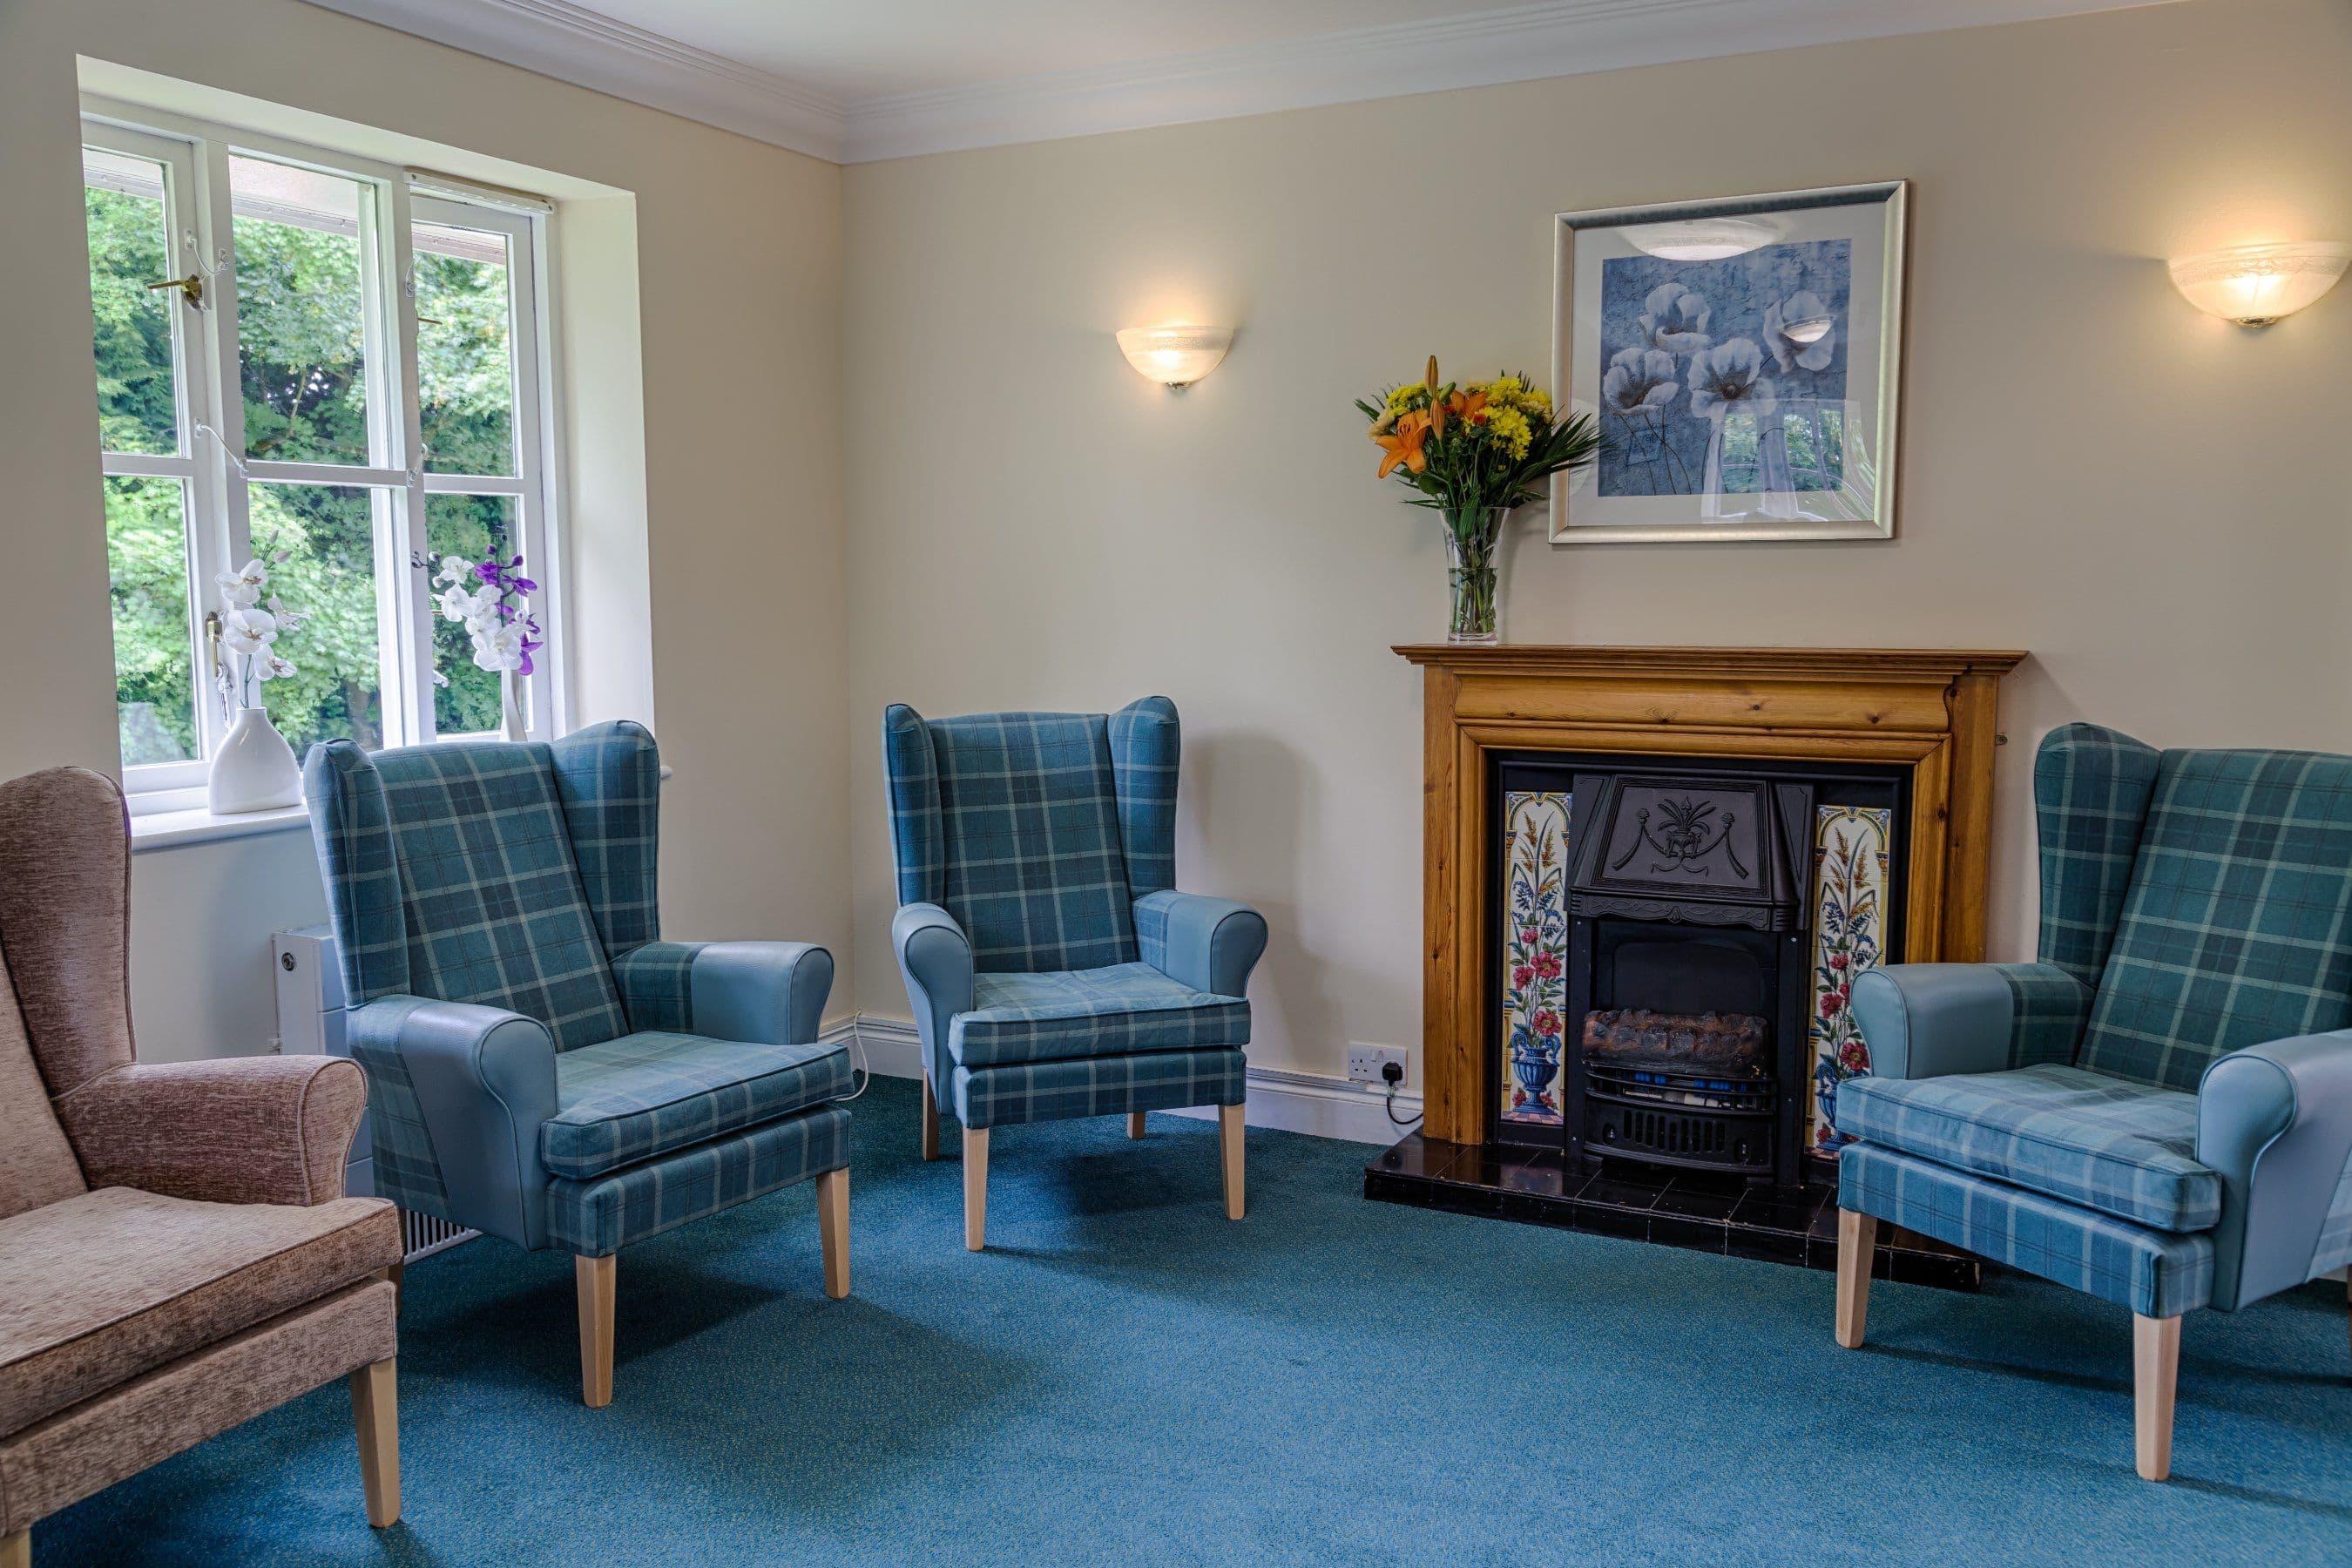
xmin=883 ymin=698 xmax=1267 ymax=1250
xmin=303 ymin=721 xmax=852 ymax=1406
xmin=1832 ymin=724 xmax=2352 ymax=1481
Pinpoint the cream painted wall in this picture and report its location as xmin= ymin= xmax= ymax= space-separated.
xmin=0 ymin=0 xmax=848 ymax=1061
xmin=841 ymin=0 xmax=2352 ymax=1091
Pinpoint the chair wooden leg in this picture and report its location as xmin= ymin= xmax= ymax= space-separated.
xmin=349 ymin=1355 xmax=400 ymax=1528
xmin=575 ymin=1254 xmax=616 ymax=1409
xmin=920 ymin=1071 xmax=941 ymax=1162
xmin=382 ymin=1258 xmax=403 ymax=1314
xmin=818 ymin=1167 xmax=850 ymax=1299
xmin=963 ymin=1126 xmax=989 ymax=1252
xmin=2 ymin=1527 xmax=29 ymax=1568
xmin=1127 ymin=1111 xmax=1147 ymax=1139
xmin=2135 ymin=1313 xmax=2181 ymax=1482
xmin=1219 ymin=1103 xmax=1245 ymax=1220
xmin=1834 ymin=1208 xmax=1876 ymax=1349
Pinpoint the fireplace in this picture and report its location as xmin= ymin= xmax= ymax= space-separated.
xmin=1366 ymin=644 xmax=2024 ymax=1283
xmin=1497 ymin=759 xmax=1901 ymax=1188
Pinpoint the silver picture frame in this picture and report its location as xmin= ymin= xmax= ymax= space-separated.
xmin=1550 ymin=180 xmax=1907 ymax=544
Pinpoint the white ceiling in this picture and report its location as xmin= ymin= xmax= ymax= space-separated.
xmin=308 ymin=0 xmax=2178 ymax=163
xmin=574 ymin=0 xmax=1531 ymax=101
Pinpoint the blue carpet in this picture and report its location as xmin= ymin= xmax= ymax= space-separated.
xmin=37 ymin=1078 xmax=2352 ymax=1565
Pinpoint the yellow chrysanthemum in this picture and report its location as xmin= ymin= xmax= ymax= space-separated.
xmin=1485 ymin=405 xmax=1534 ymax=459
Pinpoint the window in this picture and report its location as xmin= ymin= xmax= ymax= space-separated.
xmin=80 ymin=106 xmax=560 ymax=804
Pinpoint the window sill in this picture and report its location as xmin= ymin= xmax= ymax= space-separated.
xmin=128 ymin=802 xmax=310 ymax=853
xmin=125 ymin=765 xmax=668 ymax=853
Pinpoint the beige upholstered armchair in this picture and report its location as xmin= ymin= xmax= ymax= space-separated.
xmin=0 ymin=768 xmax=402 ymax=1566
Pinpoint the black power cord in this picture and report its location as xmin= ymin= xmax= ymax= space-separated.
xmin=1382 ymin=1058 xmax=1421 ymax=1128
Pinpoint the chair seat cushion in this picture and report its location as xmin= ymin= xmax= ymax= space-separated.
xmin=949 ymin=963 xmax=1248 ymax=1069
xmin=1837 ymin=1063 xmax=2219 ymax=1232
xmin=542 ymin=1031 xmax=853 ymax=1179
xmin=0 ymin=1188 xmax=397 ymax=1436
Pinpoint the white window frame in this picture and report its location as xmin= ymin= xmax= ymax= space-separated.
xmin=79 ymin=97 xmax=566 ymax=809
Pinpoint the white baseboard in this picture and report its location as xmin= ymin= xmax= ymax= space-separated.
xmin=841 ymin=1014 xmax=1419 ymax=1146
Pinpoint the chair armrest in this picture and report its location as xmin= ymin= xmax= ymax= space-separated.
xmin=1134 ymin=889 xmax=1267 ymax=998
xmin=2197 ymin=1029 xmax=2352 ymax=1310
xmin=683 ymin=942 xmax=835 ymax=1045
xmin=893 ymin=903 xmax=973 ymax=1088
xmin=1848 ymin=962 xmax=2093 ymax=1081
xmin=53 ymin=1055 xmax=368 ymax=1206
xmin=347 ymin=996 xmax=558 ymax=1250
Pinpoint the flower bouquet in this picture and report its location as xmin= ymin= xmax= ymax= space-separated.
xmin=434 ymin=550 xmax=543 ymax=740
xmin=1356 ymin=359 xmax=1598 ymax=644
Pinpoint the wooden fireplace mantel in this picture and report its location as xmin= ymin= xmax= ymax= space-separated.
xmin=1396 ymin=643 xmax=2028 ymax=1146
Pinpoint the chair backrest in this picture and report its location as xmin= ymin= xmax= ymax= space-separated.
xmin=0 ymin=768 xmax=139 ymax=1217
xmin=2051 ymin=732 xmax=2352 ymax=1091
xmin=305 ymin=722 xmax=666 ymax=1051
xmin=882 ymin=699 xmax=1179 ymax=973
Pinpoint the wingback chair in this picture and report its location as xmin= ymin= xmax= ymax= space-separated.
xmin=1831 ymin=724 xmax=2352 ymax=1481
xmin=883 ymin=699 xmax=1268 ymax=1250
xmin=304 ymin=721 xmax=851 ymax=1408
xmin=0 ymin=768 xmax=401 ymax=1568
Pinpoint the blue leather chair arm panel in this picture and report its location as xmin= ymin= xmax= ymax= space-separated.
xmin=2196 ymin=1028 xmax=2352 ymax=1311
xmin=689 ymin=942 xmax=835 ymax=1046
xmin=355 ymin=995 xmax=558 ymax=1251
xmin=1849 ymin=962 xmax=2094 ymax=1081
xmin=1134 ymin=889 xmax=1267 ymax=998
xmin=893 ymin=902 xmax=973 ymax=1089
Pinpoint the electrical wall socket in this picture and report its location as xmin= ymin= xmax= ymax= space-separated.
xmin=1346 ymin=1043 xmax=1409 ymax=1087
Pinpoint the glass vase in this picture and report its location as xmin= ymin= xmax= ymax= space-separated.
xmin=1443 ymin=505 xmax=1506 ymax=645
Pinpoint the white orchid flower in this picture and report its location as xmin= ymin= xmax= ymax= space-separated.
xmin=256 ymin=652 xmax=297 ymax=682
xmin=265 ymin=594 xmax=308 ymax=633
xmin=477 ymin=620 xmax=528 ymax=672
xmin=220 ymin=605 xmax=278 ymax=657
xmin=437 ymin=582 xmax=495 ymax=625
xmin=434 ymin=554 xmax=476 ymax=589
xmin=216 ymin=559 xmax=268 ymax=607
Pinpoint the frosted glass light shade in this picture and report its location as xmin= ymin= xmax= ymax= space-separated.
xmin=1623 ymin=217 xmax=1780 ymax=261
xmin=2168 ymin=241 xmax=2351 ymax=326
xmin=1116 ymin=326 xmax=1233 ymax=389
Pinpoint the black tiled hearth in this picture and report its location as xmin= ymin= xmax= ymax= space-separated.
xmin=1363 ymin=1135 xmax=1979 ymax=1290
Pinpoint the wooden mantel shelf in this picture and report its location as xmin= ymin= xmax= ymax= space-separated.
xmin=1398 ymin=642 xmax=2029 ymax=1146
xmin=1394 ymin=645 xmax=2027 ymax=679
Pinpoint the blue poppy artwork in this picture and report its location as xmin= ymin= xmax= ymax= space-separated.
xmin=1595 ymin=239 xmax=1851 ymax=500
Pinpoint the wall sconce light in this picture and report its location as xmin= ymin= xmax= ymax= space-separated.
xmin=1116 ymin=325 xmax=1233 ymax=390
xmin=2168 ymin=241 xmax=2350 ymax=327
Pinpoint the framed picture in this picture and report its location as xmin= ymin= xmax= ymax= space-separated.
xmin=1550 ymin=180 xmax=1906 ymax=544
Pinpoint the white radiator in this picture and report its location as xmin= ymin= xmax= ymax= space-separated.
xmin=273 ymin=925 xmax=480 ymax=1264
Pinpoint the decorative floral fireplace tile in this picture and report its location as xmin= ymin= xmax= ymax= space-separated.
xmin=1808 ymin=804 xmax=1891 ymax=1153
xmin=1498 ymin=790 xmax=1570 ymax=1127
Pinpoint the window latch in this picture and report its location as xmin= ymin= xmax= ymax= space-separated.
xmin=147 ymin=273 xmax=205 ymax=308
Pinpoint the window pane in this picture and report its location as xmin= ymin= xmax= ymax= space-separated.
xmin=416 ymin=221 xmax=517 ymax=476
xmin=231 ymin=157 xmax=373 ymax=465
xmin=427 ymin=494 xmax=520 ymax=735
xmin=84 ymin=148 xmax=181 ymax=456
xmin=104 ymin=476 xmax=199 ymax=765
xmin=246 ymin=483 xmax=386 ymax=753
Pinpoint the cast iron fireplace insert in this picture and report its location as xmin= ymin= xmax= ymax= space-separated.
xmin=1362 ymin=747 xmax=1972 ymax=1285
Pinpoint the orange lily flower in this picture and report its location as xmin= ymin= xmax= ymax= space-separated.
xmin=1374 ymin=409 xmax=1431 ymax=478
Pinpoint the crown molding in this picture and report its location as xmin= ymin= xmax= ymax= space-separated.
xmin=308 ymin=0 xmax=2171 ymax=166
xmin=302 ymin=0 xmax=849 ymax=161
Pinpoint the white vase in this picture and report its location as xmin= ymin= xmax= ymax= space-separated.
xmin=499 ymin=673 xmax=527 ymax=742
xmin=208 ymin=706 xmax=303 ymax=814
